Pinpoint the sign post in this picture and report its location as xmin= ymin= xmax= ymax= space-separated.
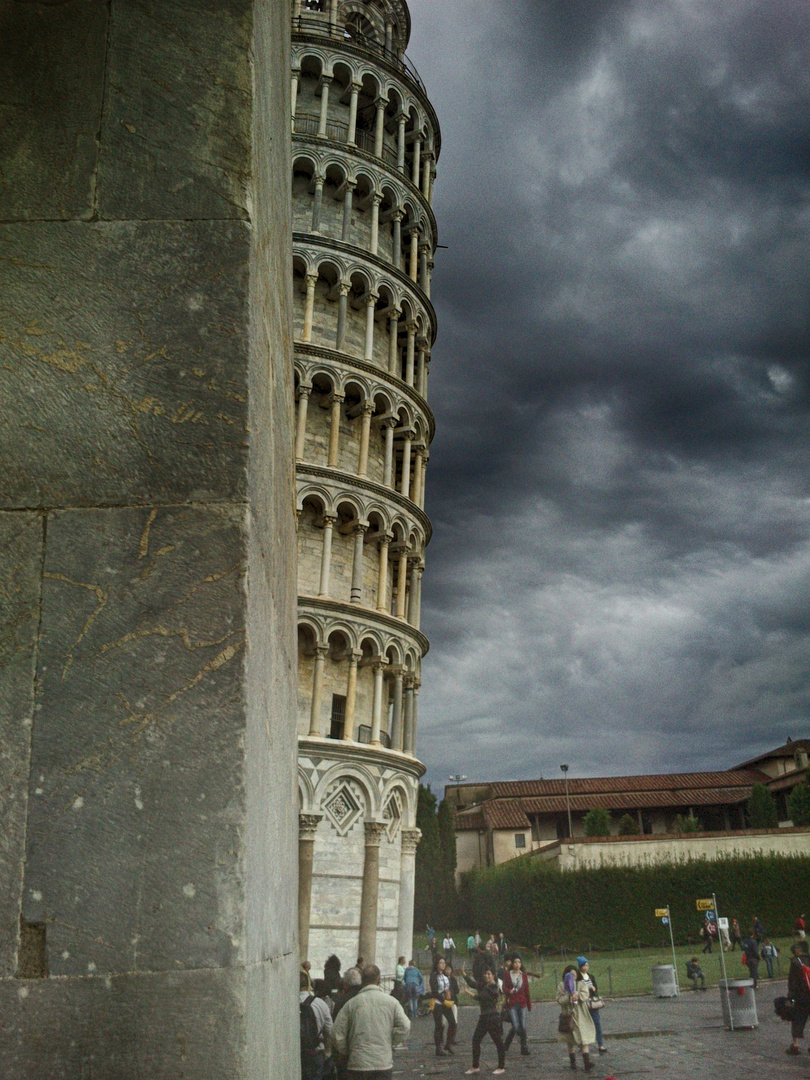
xmin=656 ymin=907 xmax=679 ymax=993
xmin=698 ymin=895 xmax=732 ymax=1029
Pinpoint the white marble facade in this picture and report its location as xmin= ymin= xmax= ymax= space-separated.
xmin=292 ymin=0 xmax=439 ymax=975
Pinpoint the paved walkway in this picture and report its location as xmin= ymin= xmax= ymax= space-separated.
xmin=392 ymin=981 xmax=810 ymax=1079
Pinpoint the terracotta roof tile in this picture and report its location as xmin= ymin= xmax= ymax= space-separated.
xmin=488 ymin=769 xmax=767 ymax=799
xmin=455 ymin=809 xmax=486 ymax=831
xmin=482 ymin=803 xmax=531 ymax=830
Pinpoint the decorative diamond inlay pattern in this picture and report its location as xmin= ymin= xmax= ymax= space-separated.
xmin=324 ymin=783 xmax=362 ymax=835
xmin=383 ymin=792 xmax=402 ymax=841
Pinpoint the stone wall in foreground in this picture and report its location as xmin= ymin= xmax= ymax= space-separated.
xmin=0 ymin=1 xmax=298 ymax=1076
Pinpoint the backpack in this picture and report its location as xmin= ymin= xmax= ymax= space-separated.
xmin=300 ymin=995 xmax=321 ymax=1055
xmin=800 ymin=961 xmax=810 ymax=998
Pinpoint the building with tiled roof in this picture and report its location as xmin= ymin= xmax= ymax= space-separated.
xmin=450 ymin=741 xmax=810 ymax=878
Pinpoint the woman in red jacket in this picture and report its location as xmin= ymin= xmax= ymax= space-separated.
xmin=502 ymin=955 xmax=532 ymax=1056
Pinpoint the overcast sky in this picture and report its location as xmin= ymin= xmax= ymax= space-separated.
xmin=403 ymin=0 xmax=810 ymax=795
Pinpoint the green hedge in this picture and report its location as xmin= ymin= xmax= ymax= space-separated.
xmin=467 ymin=851 xmax=810 ymax=950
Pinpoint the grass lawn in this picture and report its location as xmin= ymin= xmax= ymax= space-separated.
xmin=415 ymin=931 xmax=794 ymax=1003
xmin=522 ymin=937 xmax=793 ymax=1000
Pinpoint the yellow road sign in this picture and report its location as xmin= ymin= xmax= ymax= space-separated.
xmin=655 ymin=908 xmax=668 ymax=918
xmin=696 ymin=898 xmax=714 ymax=911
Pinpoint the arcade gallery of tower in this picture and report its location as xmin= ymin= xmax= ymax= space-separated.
xmin=291 ymin=0 xmax=439 ymax=970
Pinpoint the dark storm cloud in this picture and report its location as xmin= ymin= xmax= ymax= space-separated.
xmin=405 ymin=0 xmax=810 ymax=791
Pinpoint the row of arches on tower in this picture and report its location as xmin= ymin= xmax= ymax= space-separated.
xmin=294 ymin=359 xmax=431 ymax=501
xmin=292 ymin=150 xmax=435 ymax=281
xmin=297 ymin=483 xmax=425 ymax=626
xmin=293 ymin=247 xmax=434 ymax=386
xmin=298 ymin=613 xmax=423 ymax=754
xmin=299 ymin=763 xmax=415 ymax=837
xmin=291 ymin=46 xmax=437 ymax=199
xmin=294 ymin=0 xmax=412 ymax=67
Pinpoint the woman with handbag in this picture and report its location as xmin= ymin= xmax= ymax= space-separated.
xmin=503 ymin=955 xmax=532 ymax=1056
xmin=577 ymin=958 xmax=606 ymax=1054
xmin=429 ymin=956 xmax=457 ymax=1057
xmin=557 ymin=962 xmax=595 ymax=1071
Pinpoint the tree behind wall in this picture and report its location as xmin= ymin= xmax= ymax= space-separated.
xmin=437 ymin=796 xmax=459 ymax=925
xmin=414 ymin=784 xmax=441 ymax=928
xmin=746 ymin=782 xmax=778 ymax=828
xmin=583 ymin=807 xmax=611 ymax=837
xmin=788 ymin=780 xmax=810 ymax=826
xmin=414 ymin=783 xmax=459 ymax=929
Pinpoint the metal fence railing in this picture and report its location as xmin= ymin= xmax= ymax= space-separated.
xmin=292 ymin=15 xmax=426 ymax=93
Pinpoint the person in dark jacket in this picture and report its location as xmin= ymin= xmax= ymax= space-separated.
xmin=333 ymin=966 xmax=362 ymax=1019
xmin=787 ymin=941 xmax=810 ymax=1055
xmin=429 ymin=956 xmax=457 ymax=1057
xmin=462 ymin=965 xmax=505 ymax=1075
xmin=472 ymin=942 xmax=497 ymax=983
xmin=323 ymin=954 xmax=342 ymax=998
xmin=503 ymin=954 xmax=531 ymax=1056
xmin=742 ymin=934 xmax=760 ymax=988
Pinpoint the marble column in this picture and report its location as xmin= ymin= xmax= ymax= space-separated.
xmin=358 ymin=822 xmax=385 ymax=963
xmin=317 ymin=75 xmax=332 ymax=138
xmin=343 ymin=650 xmax=361 ymax=741
xmin=392 ymin=211 xmax=403 ymax=270
xmin=357 ymin=402 xmax=374 ymax=477
xmin=419 ymin=244 xmax=429 ymax=292
xmin=347 ymin=81 xmax=361 ymax=145
xmin=404 ymin=324 xmax=416 ymax=385
xmin=308 ymin=644 xmax=328 ymax=737
xmin=298 ymin=814 xmax=322 ymax=961
xmin=412 ymin=566 xmax=424 ymax=629
xmin=396 ymin=113 xmax=407 ymax=172
xmin=376 ymin=534 xmax=390 ymax=612
xmin=411 ymin=446 xmax=424 ymax=505
xmin=411 ymin=684 xmax=420 ymax=753
xmin=311 ymin=175 xmax=325 ymax=233
xmin=416 ymin=343 xmax=426 ymax=394
xmin=335 ymin=283 xmax=349 ymax=352
xmin=374 ymin=98 xmax=386 ymax=157
xmin=318 ymin=516 xmax=335 ymax=597
xmin=408 ymin=229 xmax=419 ymax=282
xmin=327 ymin=392 xmax=343 ymax=467
xmin=369 ymin=659 xmax=386 ymax=745
xmin=399 ymin=434 xmax=412 ymax=499
xmin=370 ymin=193 xmax=382 ymax=255
xmin=294 ymin=385 xmax=311 ymax=460
xmin=390 ymin=669 xmax=404 ymax=750
xmin=395 ymin=548 xmax=409 ymax=618
xmin=290 ymin=71 xmax=300 ymax=133
xmin=388 ymin=309 xmax=400 ymax=374
xmin=408 ymin=560 xmax=419 ymax=625
xmin=302 ymin=273 xmax=318 ymax=342
xmin=422 ymin=154 xmax=431 ymax=197
xmin=341 ymin=181 xmax=355 ymax=242
xmin=364 ymin=292 xmax=377 ymax=361
xmin=402 ymin=678 xmax=415 ymax=755
xmin=383 ymin=421 xmax=395 ymax=487
xmin=350 ymin=523 xmax=367 ymax=603
xmin=396 ymin=828 xmax=422 ymax=963
xmin=412 ymin=137 xmax=422 ymax=186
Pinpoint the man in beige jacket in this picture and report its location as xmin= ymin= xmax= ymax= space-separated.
xmin=332 ymin=963 xmax=411 ymax=1080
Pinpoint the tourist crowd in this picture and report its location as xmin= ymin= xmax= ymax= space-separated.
xmin=299 ymin=914 xmax=810 ymax=1077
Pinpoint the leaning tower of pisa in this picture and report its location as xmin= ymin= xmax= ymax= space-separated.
xmin=290 ymin=0 xmax=439 ymax=970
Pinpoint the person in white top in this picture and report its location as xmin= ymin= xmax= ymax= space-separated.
xmin=443 ymin=933 xmax=456 ymax=966
xmin=300 ymin=970 xmax=333 ymax=1080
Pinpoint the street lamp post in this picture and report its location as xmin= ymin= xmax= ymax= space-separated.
xmin=560 ymin=764 xmax=573 ymax=839
xmin=448 ymin=773 xmax=467 ymax=809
